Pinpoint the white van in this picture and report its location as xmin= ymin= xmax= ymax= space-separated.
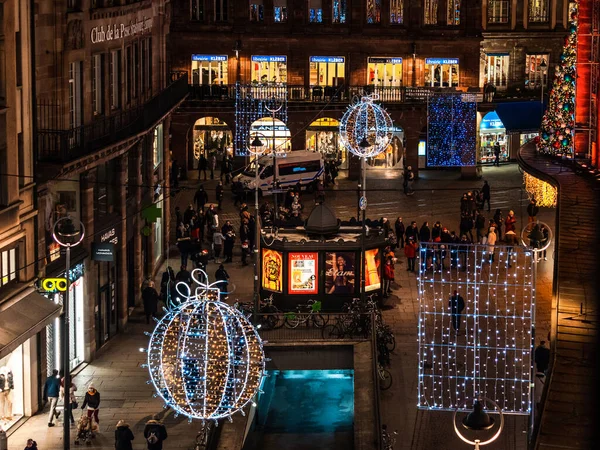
xmin=236 ymin=151 xmax=324 ymax=193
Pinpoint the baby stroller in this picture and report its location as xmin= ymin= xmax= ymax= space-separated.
xmin=74 ymin=413 xmax=98 ymax=445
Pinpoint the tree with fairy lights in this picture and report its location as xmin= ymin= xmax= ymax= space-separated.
xmin=538 ymin=2 xmax=578 ymax=156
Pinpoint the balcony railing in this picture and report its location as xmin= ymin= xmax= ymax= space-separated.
xmin=37 ymin=72 xmax=188 ymax=163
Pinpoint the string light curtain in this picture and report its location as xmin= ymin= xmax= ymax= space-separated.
xmin=390 ymin=0 xmax=403 ymax=24
xmin=538 ymin=2 xmax=578 ymax=156
xmin=424 ymin=0 xmax=438 ymax=25
xmin=523 ymin=172 xmax=557 ymax=208
xmin=426 ymin=94 xmax=477 ymax=166
xmin=145 ymin=269 xmax=266 ymax=421
xmin=332 ymin=0 xmax=347 ymax=23
xmin=447 ymin=0 xmax=461 ymax=25
xmin=417 ymin=243 xmax=535 ymax=414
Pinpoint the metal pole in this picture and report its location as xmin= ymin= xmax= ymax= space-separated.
xmin=272 ymin=109 xmax=278 ymax=220
xmin=253 ymin=153 xmax=261 ymax=324
xmin=361 ymin=157 xmax=367 ymax=303
xmin=63 ymin=245 xmax=71 ymax=450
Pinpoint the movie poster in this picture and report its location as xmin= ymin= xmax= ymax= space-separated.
xmin=325 ymin=252 xmax=356 ymax=295
xmin=262 ymin=249 xmax=283 ymax=292
xmin=288 ymin=252 xmax=318 ymax=294
xmin=364 ymin=248 xmax=381 ymax=292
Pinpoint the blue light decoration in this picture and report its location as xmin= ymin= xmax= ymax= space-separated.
xmin=235 ymin=84 xmax=288 ymax=156
xmin=426 ymin=94 xmax=477 ymax=167
xmin=417 ymin=243 xmax=535 ymax=414
xmin=339 ymin=93 xmax=393 ymax=158
xmin=145 ymin=269 xmax=266 ymax=422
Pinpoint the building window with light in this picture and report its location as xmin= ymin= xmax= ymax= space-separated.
xmin=0 ymin=246 xmax=18 ymax=289
xmin=390 ymin=0 xmax=403 ymax=24
xmin=273 ymin=0 xmax=288 ymax=22
xmin=309 ymin=0 xmax=323 ymax=23
xmin=447 ymin=0 xmax=460 ymax=25
xmin=332 ymin=0 xmax=347 ymax=23
xmin=424 ymin=0 xmax=438 ymax=25
xmin=488 ymin=0 xmax=509 ymax=23
xmin=250 ymin=1 xmax=264 ymax=22
xmin=529 ymin=0 xmax=549 ymax=23
xmin=214 ymin=0 xmax=228 ymax=21
xmin=366 ymin=0 xmax=381 ymax=24
xmin=191 ymin=0 xmax=204 ymax=21
xmin=485 ymin=54 xmax=509 ymax=89
xmin=525 ymin=54 xmax=549 ymax=89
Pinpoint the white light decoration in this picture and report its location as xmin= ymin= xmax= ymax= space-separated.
xmin=339 ymin=94 xmax=393 ymax=158
xmin=417 ymin=243 xmax=535 ymax=414
xmin=145 ymin=269 xmax=266 ymax=422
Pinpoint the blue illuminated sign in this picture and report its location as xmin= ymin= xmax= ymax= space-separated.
xmin=310 ymin=56 xmax=345 ymax=64
xmin=252 ymin=55 xmax=287 ymax=63
xmin=293 ymin=167 xmax=307 ymax=173
xmin=425 ymin=58 xmax=459 ymax=65
xmin=192 ymin=55 xmax=228 ymax=62
xmin=368 ymin=57 xmax=403 ymax=64
xmin=480 ymin=111 xmax=505 ymax=130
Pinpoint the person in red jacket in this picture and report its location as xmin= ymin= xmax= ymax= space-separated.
xmin=505 ymin=210 xmax=517 ymax=234
xmin=404 ymin=237 xmax=418 ymax=272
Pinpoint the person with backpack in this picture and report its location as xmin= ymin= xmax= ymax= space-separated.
xmin=144 ymin=415 xmax=168 ymax=450
xmin=115 ymin=420 xmax=134 ymax=450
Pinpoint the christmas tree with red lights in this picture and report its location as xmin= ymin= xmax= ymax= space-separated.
xmin=538 ymin=2 xmax=578 ymax=156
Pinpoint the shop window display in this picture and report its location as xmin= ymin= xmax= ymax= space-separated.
xmin=192 ymin=117 xmax=233 ymax=169
xmin=424 ymin=58 xmax=459 ymax=87
xmin=251 ymin=56 xmax=287 ymax=84
xmin=0 ymin=346 xmax=23 ymax=430
xmin=479 ymin=111 xmax=508 ymax=164
xmin=306 ymin=118 xmax=347 ymax=168
xmin=485 ymin=54 xmax=509 ymax=90
xmin=191 ymin=55 xmax=228 ymax=86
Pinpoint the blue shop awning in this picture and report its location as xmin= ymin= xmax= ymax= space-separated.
xmin=495 ymin=101 xmax=544 ymax=132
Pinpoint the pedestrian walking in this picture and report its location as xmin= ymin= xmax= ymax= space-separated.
xmin=81 ymin=383 xmax=100 ymax=424
xmin=527 ymin=199 xmax=539 ymax=224
xmin=216 ymin=181 xmax=224 ymax=210
xmin=534 ymin=340 xmax=551 ymax=375
xmin=493 ymin=142 xmax=501 ymax=166
xmin=215 ymin=264 xmax=230 ymax=297
xmin=419 ymin=221 xmax=431 ymax=243
xmin=540 ymin=224 xmax=550 ymax=260
xmin=449 ymin=290 xmax=465 ymax=332
xmin=405 ymin=221 xmax=419 ymax=243
xmin=404 ymin=237 xmax=417 ymax=272
xmin=475 ymin=211 xmax=486 ymax=243
xmin=142 ymin=281 xmax=160 ymax=324
xmin=222 ymin=220 xmax=235 ymax=263
xmin=175 ymin=265 xmax=192 ymax=285
xmin=160 ymin=266 xmax=175 ymax=303
xmin=60 ymin=376 xmax=77 ymax=425
xmin=382 ymin=255 xmax=395 ymax=299
xmin=198 ymin=154 xmax=208 ymax=181
xmin=212 ymin=229 xmax=224 ymax=263
xmin=493 ymin=209 xmax=503 ymax=240
xmin=115 ymin=420 xmax=134 ymax=450
xmin=505 ymin=209 xmax=517 ymax=235
xmin=43 ymin=369 xmax=61 ymax=427
xmin=487 ymin=226 xmax=497 ymax=263
xmin=504 ymin=230 xmax=518 ymax=267
xmin=481 ymin=180 xmax=491 ymax=212
xmin=194 ymin=185 xmax=208 ymax=212
xmin=24 ymin=439 xmax=38 ymax=450
xmin=144 ymin=414 xmax=168 ymax=450
xmin=404 ymin=166 xmax=415 ymax=195
xmin=241 ymin=240 xmax=250 ymax=266
xmin=394 ymin=217 xmax=405 ymax=249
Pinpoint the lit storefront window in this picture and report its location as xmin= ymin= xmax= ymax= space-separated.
xmin=191 ymin=55 xmax=228 ymax=86
xmin=424 ymin=58 xmax=459 ymax=87
xmin=192 ymin=117 xmax=233 ymax=168
xmin=485 ymin=54 xmax=509 ymax=89
xmin=525 ymin=54 xmax=549 ymax=89
xmin=250 ymin=118 xmax=291 ymax=153
xmin=367 ymin=57 xmax=403 ymax=87
xmin=309 ymin=57 xmax=345 ymax=87
xmin=479 ymin=111 xmax=508 ymax=164
xmin=306 ymin=118 xmax=346 ymax=168
xmin=251 ymin=55 xmax=287 ymax=84
xmin=0 ymin=345 xmax=24 ymax=430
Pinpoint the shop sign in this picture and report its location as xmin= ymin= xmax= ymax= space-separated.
xmin=90 ymin=16 xmax=153 ymax=44
xmin=92 ymin=243 xmax=115 ymax=262
xmin=425 ymin=58 xmax=459 ymax=65
xmin=288 ymin=252 xmax=318 ymax=295
xmin=252 ymin=125 xmax=289 ymax=132
xmin=368 ymin=57 xmax=403 ymax=64
xmin=262 ymin=249 xmax=283 ymax=293
xmin=325 ymin=252 xmax=355 ymax=295
xmin=310 ymin=56 xmax=345 ymax=64
xmin=252 ymin=55 xmax=287 ymax=63
xmin=41 ymin=278 xmax=68 ymax=292
xmin=192 ymin=54 xmax=228 ymax=62
xmin=480 ymin=111 xmax=505 ymax=130
xmin=364 ymin=249 xmax=381 ymax=292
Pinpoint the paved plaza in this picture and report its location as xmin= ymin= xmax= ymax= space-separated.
xmin=8 ymin=164 xmax=555 ymax=449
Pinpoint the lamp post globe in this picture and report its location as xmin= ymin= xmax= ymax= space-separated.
xmin=453 ymin=397 xmax=504 ymax=450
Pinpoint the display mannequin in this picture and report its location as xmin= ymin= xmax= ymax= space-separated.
xmin=0 ymin=366 xmax=14 ymax=420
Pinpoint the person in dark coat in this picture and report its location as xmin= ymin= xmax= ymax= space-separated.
xmin=194 ymin=185 xmax=209 ymax=212
xmin=43 ymin=369 xmax=61 ymax=427
xmin=198 ymin=154 xmax=208 ymax=181
xmin=81 ymin=383 xmax=101 ymax=424
xmin=527 ymin=199 xmax=539 ymax=223
xmin=419 ymin=222 xmax=431 ymax=243
xmin=222 ymin=220 xmax=235 ymax=263
xmin=142 ymin=281 xmax=159 ymax=324
xmin=144 ymin=415 xmax=168 ymax=450
xmin=459 ymin=214 xmax=474 ymax=243
xmin=170 ymin=159 xmax=180 ymax=190
xmin=176 ymin=265 xmax=192 ymax=285
xmin=115 ymin=420 xmax=134 ymax=450
xmin=405 ymin=221 xmax=419 ymax=243
xmin=215 ymin=264 xmax=230 ymax=298
xmin=449 ymin=290 xmax=465 ymax=332
xmin=24 ymin=439 xmax=38 ymax=450
xmin=493 ymin=142 xmax=501 ymax=166
xmin=534 ymin=340 xmax=551 ymax=375
xmin=394 ymin=217 xmax=405 ymax=249
xmin=481 ymin=181 xmax=491 ymax=212
xmin=493 ymin=209 xmax=503 ymax=240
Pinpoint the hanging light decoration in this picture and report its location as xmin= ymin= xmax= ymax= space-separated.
xmin=523 ymin=172 xmax=557 ymax=208
xmin=145 ymin=269 xmax=266 ymax=422
xmin=339 ymin=94 xmax=393 ymax=158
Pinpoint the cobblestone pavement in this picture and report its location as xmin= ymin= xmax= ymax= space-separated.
xmin=9 ymin=164 xmax=555 ymax=449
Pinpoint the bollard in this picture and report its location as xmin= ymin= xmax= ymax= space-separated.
xmin=0 ymin=427 xmax=7 ymax=450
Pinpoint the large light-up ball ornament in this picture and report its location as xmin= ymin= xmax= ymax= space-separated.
xmin=146 ymin=269 xmax=265 ymax=422
xmin=339 ymin=94 xmax=393 ymax=158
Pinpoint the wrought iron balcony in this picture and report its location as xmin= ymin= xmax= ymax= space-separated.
xmin=37 ymin=72 xmax=188 ymax=163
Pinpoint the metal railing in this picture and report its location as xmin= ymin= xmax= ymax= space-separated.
xmin=37 ymin=72 xmax=189 ymax=163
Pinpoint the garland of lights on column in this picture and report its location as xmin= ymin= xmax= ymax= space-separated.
xmin=417 ymin=243 xmax=535 ymax=414
xmin=523 ymin=172 xmax=557 ymax=208
xmin=538 ymin=1 xmax=578 ymax=157
xmin=339 ymin=94 xmax=393 ymax=157
xmin=426 ymin=94 xmax=477 ymax=167
xmin=143 ymin=269 xmax=266 ymax=423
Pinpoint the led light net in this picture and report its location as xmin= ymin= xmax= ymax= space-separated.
xmin=417 ymin=243 xmax=534 ymax=414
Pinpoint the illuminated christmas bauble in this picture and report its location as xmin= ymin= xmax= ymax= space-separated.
xmin=339 ymin=94 xmax=393 ymax=158
xmin=553 ymin=141 xmax=561 ymax=149
xmin=562 ymin=139 xmax=569 ymax=147
xmin=146 ymin=270 xmax=265 ymax=421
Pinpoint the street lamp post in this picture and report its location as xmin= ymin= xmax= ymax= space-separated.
xmin=453 ymin=397 xmax=504 ymax=450
xmin=358 ymin=137 xmax=371 ymax=303
xmin=540 ymin=59 xmax=548 ymax=121
xmin=265 ymin=98 xmax=283 ymax=221
xmin=250 ymin=135 xmax=266 ymax=324
xmin=52 ymin=217 xmax=85 ymax=450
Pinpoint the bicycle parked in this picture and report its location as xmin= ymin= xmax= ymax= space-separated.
xmin=234 ymin=294 xmax=284 ymax=330
xmin=284 ymin=299 xmax=327 ymax=328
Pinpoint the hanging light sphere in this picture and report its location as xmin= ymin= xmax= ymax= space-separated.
xmin=339 ymin=94 xmax=393 ymax=159
xmin=146 ymin=270 xmax=265 ymax=421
